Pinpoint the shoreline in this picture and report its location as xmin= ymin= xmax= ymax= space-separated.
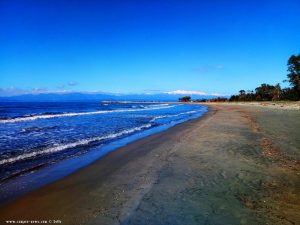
xmin=0 ymin=105 xmax=208 ymax=204
xmin=0 ymin=104 xmax=299 ymax=224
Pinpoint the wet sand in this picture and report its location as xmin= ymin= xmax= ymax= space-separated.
xmin=0 ymin=104 xmax=299 ymax=225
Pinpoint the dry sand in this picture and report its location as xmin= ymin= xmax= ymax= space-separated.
xmin=0 ymin=104 xmax=299 ymax=225
xmin=203 ymin=101 xmax=300 ymax=110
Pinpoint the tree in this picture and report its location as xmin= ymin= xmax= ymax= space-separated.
xmin=178 ymin=96 xmax=191 ymax=102
xmin=238 ymin=90 xmax=246 ymax=101
xmin=239 ymin=90 xmax=246 ymax=95
xmin=287 ymin=54 xmax=300 ymax=99
xmin=229 ymin=95 xmax=239 ymax=101
xmin=255 ymin=83 xmax=275 ymax=101
xmin=272 ymin=83 xmax=281 ymax=101
xmin=281 ymin=88 xmax=295 ymax=100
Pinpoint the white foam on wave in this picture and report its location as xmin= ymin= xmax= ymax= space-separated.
xmin=0 ymin=105 xmax=175 ymax=124
xmin=150 ymin=110 xmax=199 ymax=122
xmin=147 ymin=104 xmax=169 ymax=107
xmin=0 ymin=124 xmax=152 ymax=166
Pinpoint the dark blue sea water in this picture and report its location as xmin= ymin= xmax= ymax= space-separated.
xmin=0 ymin=102 xmax=207 ymax=201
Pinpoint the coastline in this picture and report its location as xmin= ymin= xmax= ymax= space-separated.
xmin=0 ymin=104 xmax=207 ymax=204
xmin=0 ymin=104 xmax=299 ymax=225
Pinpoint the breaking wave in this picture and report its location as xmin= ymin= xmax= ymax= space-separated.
xmin=150 ymin=110 xmax=198 ymax=122
xmin=0 ymin=123 xmax=152 ymax=165
xmin=0 ymin=105 xmax=175 ymax=124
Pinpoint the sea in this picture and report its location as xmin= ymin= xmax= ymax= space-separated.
xmin=0 ymin=101 xmax=207 ymax=202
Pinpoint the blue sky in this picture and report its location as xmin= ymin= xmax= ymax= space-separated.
xmin=0 ymin=0 xmax=299 ymax=96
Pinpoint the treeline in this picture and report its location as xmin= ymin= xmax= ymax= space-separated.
xmin=179 ymin=96 xmax=191 ymax=102
xmin=194 ymin=97 xmax=228 ymax=102
xmin=229 ymin=54 xmax=300 ymax=101
xmin=179 ymin=54 xmax=299 ymax=103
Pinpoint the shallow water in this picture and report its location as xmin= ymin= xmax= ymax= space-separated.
xmin=0 ymin=102 xmax=207 ymax=202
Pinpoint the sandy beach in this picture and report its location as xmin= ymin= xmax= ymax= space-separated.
xmin=0 ymin=104 xmax=299 ymax=225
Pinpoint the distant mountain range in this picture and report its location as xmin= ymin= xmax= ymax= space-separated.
xmin=0 ymin=92 xmax=227 ymax=102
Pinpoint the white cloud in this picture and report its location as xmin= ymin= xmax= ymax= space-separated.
xmin=165 ymin=90 xmax=207 ymax=95
xmin=0 ymin=87 xmax=78 ymax=96
xmin=0 ymin=87 xmax=50 ymax=96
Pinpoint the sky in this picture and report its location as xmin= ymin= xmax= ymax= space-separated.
xmin=0 ymin=0 xmax=299 ymax=96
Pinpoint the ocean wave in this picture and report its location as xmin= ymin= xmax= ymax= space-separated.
xmin=147 ymin=104 xmax=169 ymax=108
xmin=41 ymin=112 xmax=62 ymax=115
xmin=150 ymin=110 xmax=198 ymax=122
xmin=0 ymin=123 xmax=152 ymax=165
xmin=20 ymin=126 xmax=58 ymax=133
xmin=0 ymin=105 xmax=175 ymax=124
